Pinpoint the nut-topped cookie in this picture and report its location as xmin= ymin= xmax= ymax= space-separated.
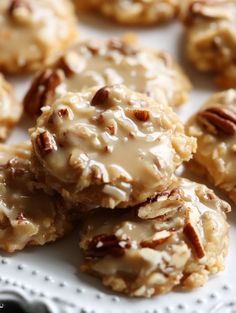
xmin=79 ymin=177 xmax=230 ymax=297
xmin=0 ymin=142 xmax=80 ymax=252
xmin=0 ymin=74 xmax=22 ymax=141
xmin=30 ymin=85 xmax=196 ymax=209
xmin=24 ymin=38 xmax=191 ymax=117
xmin=76 ymin=0 xmax=179 ymax=25
xmin=186 ymin=89 xmax=236 ymax=203
xmin=0 ymin=0 xmax=77 ymax=73
xmin=181 ymin=0 xmax=236 ymax=88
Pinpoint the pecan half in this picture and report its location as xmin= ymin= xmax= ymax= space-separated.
xmin=198 ymin=106 xmax=236 ymax=135
xmin=86 ymin=234 xmax=131 ymax=258
xmin=35 ymin=131 xmax=57 ymax=154
xmin=133 ymin=109 xmax=150 ymax=122
xmin=91 ymin=87 xmax=110 ymax=106
xmin=8 ymin=0 xmax=31 ymax=16
xmin=24 ymin=69 xmax=64 ymax=117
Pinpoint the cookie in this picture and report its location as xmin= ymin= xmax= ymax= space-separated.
xmin=0 ymin=74 xmax=22 ymax=141
xmin=0 ymin=0 xmax=77 ymax=73
xmin=76 ymin=0 xmax=179 ymax=25
xmin=79 ymin=177 xmax=230 ymax=297
xmin=23 ymin=38 xmax=191 ymax=117
xmin=181 ymin=0 xmax=236 ymax=88
xmin=0 ymin=142 xmax=80 ymax=252
xmin=30 ymin=85 xmax=196 ymax=209
xmin=186 ymin=88 xmax=236 ymax=204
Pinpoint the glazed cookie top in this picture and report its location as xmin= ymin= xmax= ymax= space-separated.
xmin=0 ymin=142 xmax=78 ymax=252
xmin=30 ymin=85 xmax=196 ymax=208
xmin=24 ymin=38 xmax=191 ymax=116
xmin=186 ymin=89 xmax=236 ymax=197
xmin=76 ymin=0 xmax=179 ymax=25
xmin=80 ymin=178 xmax=230 ymax=297
xmin=0 ymin=74 xmax=22 ymax=141
xmin=0 ymin=0 xmax=77 ymax=73
xmin=181 ymin=0 xmax=236 ymax=72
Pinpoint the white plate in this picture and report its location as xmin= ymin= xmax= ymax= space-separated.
xmin=0 ymin=14 xmax=236 ymax=313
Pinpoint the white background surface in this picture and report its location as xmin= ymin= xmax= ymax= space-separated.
xmin=0 ymin=13 xmax=236 ymax=313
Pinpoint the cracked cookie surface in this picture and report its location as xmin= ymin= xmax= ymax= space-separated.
xmin=0 ymin=74 xmax=22 ymax=141
xmin=186 ymin=89 xmax=236 ymax=203
xmin=76 ymin=0 xmax=179 ymax=25
xmin=24 ymin=38 xmax=191 ymax=117
xmin=30 ymin=85 xmax=196 ymax=209
xmin=0 ymin=0 xmax=77 ymax=73
xmin=0 ymin=142 xmax=80 ymax=252
xmin=79 ymin=177 xmax=230 ymax=297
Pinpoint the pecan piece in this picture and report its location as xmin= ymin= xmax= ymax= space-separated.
xmin=8 ymin=0 xmax=31 ymax=16
xmin=24 ymin=69 xmax=64 ymax=117
xmin=35 ymin=131 xmax=57 ymax=154
xmin=91 ymin=87 xmax=109 ymax=106
xmin=86 ymin=234 xmax=131 ymax=258
xmin=58 ymin=52 xmax=82 ymax=77
xmin=133 ymin=109 xmax=150 ymax=122
xmin=198 ymin=106 xmax=236 ymax=135
xmin=140 ymin=230 xmax=172 ymax=248
xmin=183 ymin=209 xmax=205 ymax=259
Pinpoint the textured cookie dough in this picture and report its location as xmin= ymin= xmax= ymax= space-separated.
xmin=186 ymin=89 xmax=236 ymax=204
xmin=30 ymin=85 xmax=196 ymax=209
xmin=0 ymin=142 xmax=80 ymax=252
xmin=76 ymin=0 xmax=179 ymax=25
xmin=0 ymin=74 xmax=22 ymax=141
xmin=79 ymin=177 xmax=230 ymax=297
xmin=181 ymin=0 xmax=236 ymax=88
xmin=24 ymin=38 xmax=191 ymax=117
xmin=0 ymin=0 xmax=77 ymax=73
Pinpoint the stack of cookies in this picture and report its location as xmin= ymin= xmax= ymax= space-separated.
xmin=0 ymin=0 xmax=234 ymax=299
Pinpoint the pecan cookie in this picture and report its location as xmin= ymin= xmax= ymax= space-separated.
xmin=30 ymin=85 xmax=196 ymax=209
xmin=24 ymin=38 xmax=191 ymax=117
xmin=79 ymin=177 xmax=230 ymax=297
xmin=0 ymin=74 xmax=22 ymax=141
xmin=76 ymin=0 xmax=179 ymax=25
xmin=186 ymin=89 xmax=236 ymax=203
xmin=181 ymin=0 xmax=236 ymax=88
xmin=0 ymin=142 xmax=80 ymax=252
xmin=0 ymin=0 xmax=77 ymax=73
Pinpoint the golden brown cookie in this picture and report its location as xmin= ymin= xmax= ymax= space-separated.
xmin=30 ymin=84 xmax=196 ymax=209
xmin=79 ymin=177 xmax=230 ymax=297
xmin=0 ymin=142 xmax=80 ymax=252
xmin=0 ymin=0 xmax=77 ymax=73
xmin=186 ymin=89 xmax=236 ymax=204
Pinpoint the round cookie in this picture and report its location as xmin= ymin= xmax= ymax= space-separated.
xmin=0 ymin=142 xmax=80 ymax=252
xmin=0 ymin=74 xmax=22 ymax=141
xmin=24 ymin=38 xmax=191 ymax=117
xmin=186 ymin=88 xmax=236 ymax=204
xmin=79 ymin=177 xmax=230 ymax=297
xmin=30 ymin=85 xmax=196 ymax=209
xmin=76 ymin=0 xmax=179 ymax=25
xmin=181 ymin=0 xmax=236 ymax=88
xmin=0 ymin=0 xmax=77 ymax=73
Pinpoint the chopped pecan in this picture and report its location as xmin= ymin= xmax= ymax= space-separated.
xmin=35 ymin=131 xmax=57 ymax=154
xmin=140 ymin=230 xmax=172 ymax=248
xmin=8 ymin=0 xmax=31 ymax=16
xmin=86 ymin=234 xmax=131 ymax=258
xmin=108 ymin=39 xmax=138 ymax=55
xmin=198 ymin=106 xmax=236 ymax=135
xmin=57 ymin=108 xmax=69 ymax=118
xmin=133 ymin=109 xmax=150 ymax=122
xmin=91 ymin=87 xmax=109 ymax=106
xmin=58 ymin=52 xmax=82 ymax=77
xmin=24 ymin=69 xmax=64 ymax=117
xmin=183 ymin=209 xmax=205 ymax=259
